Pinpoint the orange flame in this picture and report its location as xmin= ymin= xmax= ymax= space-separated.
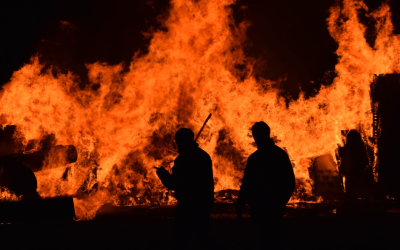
xmin=0 ymin=0 xmax=399 ymax=219
xmin=0 ymin=188 xmax=21 ymax=202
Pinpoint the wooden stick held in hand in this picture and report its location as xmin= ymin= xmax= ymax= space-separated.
xmin=155 ymin=113 xmax=212 ymax=170
xmin=194 ymin=113 xmax=212 ymax=142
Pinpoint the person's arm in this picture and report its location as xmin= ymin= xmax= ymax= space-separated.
xmin=207 ymin=156 xmax=215 ymax=208
xmin=155 ymin=167 xmax=175 ymax=190
xmin=237 ymin=157 xmax=252 ymax=219
xmin=280 ymin=151 xmax=295 ymax=199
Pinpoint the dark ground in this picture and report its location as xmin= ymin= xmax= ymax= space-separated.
xmin=0 ymin=202 xmax=399 ymax=250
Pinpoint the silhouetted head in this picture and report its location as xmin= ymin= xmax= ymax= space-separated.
xmin=175 ymin=128 xmax=195 ymax=151
xmin=251 ymin=122 xmax=272 ymax=149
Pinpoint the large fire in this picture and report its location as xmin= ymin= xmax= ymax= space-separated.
xmin=0 ymin=0 xmax=399 ymax=219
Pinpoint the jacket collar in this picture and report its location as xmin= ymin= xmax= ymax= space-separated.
xmin=178 ymin=141 xmax=199 ymax=154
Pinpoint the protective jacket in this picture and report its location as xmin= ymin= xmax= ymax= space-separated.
xmin=237 ymin=139 xmax=295 ymax=219
xmin=157 ymin=142 xmax=214 ymax=211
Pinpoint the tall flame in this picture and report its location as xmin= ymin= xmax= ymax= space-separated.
xmin=0 ymin=0 xmax=399 ymax=219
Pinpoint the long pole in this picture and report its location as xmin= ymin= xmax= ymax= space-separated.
xmin=194 ymin=113 xmax=212 ymax=142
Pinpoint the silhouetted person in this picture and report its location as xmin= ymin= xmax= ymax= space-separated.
xmin=0 ymin=154 xmax=42 ymax=200
xmin=155 ymin=128 xmax=215 ymax=249
xmin=237 ymin=122 xmax=295 ymax=248
xmin=339 ymin=130 xmax=374 ymax=199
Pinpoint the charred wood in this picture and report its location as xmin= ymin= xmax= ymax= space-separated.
xmin=308 ymin=154 xmax=344 ymax=200
xmin=77 ymin=165 xmax=98 ymax=194
xmin=22 ymin=145 xmax=78 ymax=172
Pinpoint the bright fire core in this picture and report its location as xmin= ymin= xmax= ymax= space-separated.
xmin=0 ymin=0 xmax=399 ymax=219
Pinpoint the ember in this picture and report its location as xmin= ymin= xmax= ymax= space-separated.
xmin=0 ymin=0 xmax=399 ymax=221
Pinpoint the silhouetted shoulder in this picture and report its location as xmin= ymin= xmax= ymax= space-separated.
xmin=195 ymin=147 xmax=212 ymax=161
xmin=274 ymin=145 xmax=290 ymax=158
xmin=248 ymin=144 xmax=288 ymax=158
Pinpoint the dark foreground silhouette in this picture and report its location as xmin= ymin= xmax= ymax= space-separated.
xmin=237 ymin=121 xmax=295 ymax=248
xmin=155 ymin=128 xmax=216 ymax=249
xmin=0 ymin=154 xmax=41 ymax=200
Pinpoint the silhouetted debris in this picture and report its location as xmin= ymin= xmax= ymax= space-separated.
xmin=0 ymin=155 xmax=41 ymax=200
xmin=0 ymin=127 xmax=79 ymax=204
xmin=22 ymin=144 xmax=78 ymax=172
xmin=0 ymin=144 xmax=77 ymax=200
xmin=309 ymin=154 xmax=344 ymax=200
xmin=215 ymin=189 xmax=239 ymax=203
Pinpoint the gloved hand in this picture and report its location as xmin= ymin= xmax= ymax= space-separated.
xmin=154 ymin=166 xmax=173 ymax=189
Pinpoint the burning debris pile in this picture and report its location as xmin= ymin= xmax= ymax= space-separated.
xmin=0 ymin=126 xmax=77 ymax=200
xmin=0 ymin=0 xmax=399 ymax=220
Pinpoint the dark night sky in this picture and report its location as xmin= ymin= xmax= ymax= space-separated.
xmin=0 ymin=0 xmax=399 ymax=100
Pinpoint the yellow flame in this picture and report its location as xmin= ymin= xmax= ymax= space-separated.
xmin=0 ymin=0 xmax=399 ymax=219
